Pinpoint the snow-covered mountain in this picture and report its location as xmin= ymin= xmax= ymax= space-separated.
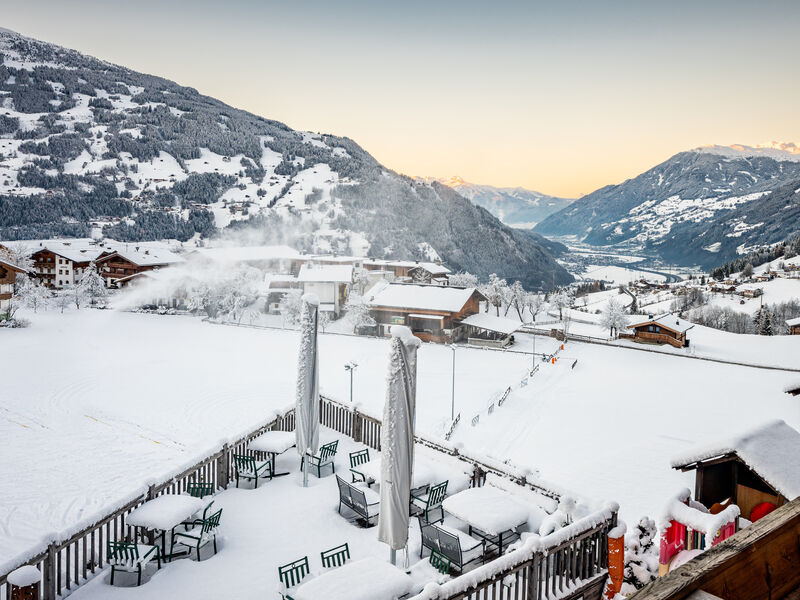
xmin=0 ymin=29 xmax=571 ymax=289
xmin=535 ymin=144 xmax=800 ymax=268
xmin=427 ymin=176 xmax=573 ymax=228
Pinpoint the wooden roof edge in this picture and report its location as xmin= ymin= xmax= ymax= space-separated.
xmin=673 ymin=453 xmax=739 ymax=471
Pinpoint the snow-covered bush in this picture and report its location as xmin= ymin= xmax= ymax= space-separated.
xmin=79 ymin=261 xmax=108 ymax=307
xmin=621 ymin=517 xmax=658 ymax=593
xmin=344 ymin=293 xmax=375 ymax=332
xmin=278 ymin=289 xmax=303 ymax=327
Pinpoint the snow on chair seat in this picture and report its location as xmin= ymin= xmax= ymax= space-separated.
xmin=418 ymin=518 xmax=484 ymax=572
xmin=411 ymin=480 xmax=448 ymax=524
xmin=170 ymin=508 xmax=222 ymax=561
xmin=232 ymin=453 xmax=273 ymax=488
xmin=301 ymin=440 xmax=339 ymax=478
xmin=336 ymin=475 xmax=380 ymax=526
xmin=107 ymin=541 xmax=161 ymax=586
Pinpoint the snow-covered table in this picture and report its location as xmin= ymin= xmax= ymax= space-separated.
xmin=127 ymin=495 xmax=205 ymax=560
xmin=350 ymin=456 xmax=439 ymax=490
xmin=292 ymin=557 xmax=414 ymax=600
xmin=248 ymin=430 xmax=296 ymax=476
xmin=442 ymin=485 xmax=530 ymax=554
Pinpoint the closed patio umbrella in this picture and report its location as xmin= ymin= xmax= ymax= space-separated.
xmin=377 ymin=325 xmax=420 ymax=565
xmin=296 ymin=293 xmax=320 ymax=487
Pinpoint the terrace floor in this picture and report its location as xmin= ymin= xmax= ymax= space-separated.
xmin=68 ymin=428 xmax=556 ymax=600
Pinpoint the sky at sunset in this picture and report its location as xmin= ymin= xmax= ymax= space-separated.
xmin=4 ymin=0 xmax=799 ymax=197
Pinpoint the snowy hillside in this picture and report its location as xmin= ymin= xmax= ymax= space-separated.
xmin=425 ymin=176 xmax=573 ymax=228
xmin=0 ymin=29 xmax=571 ymax=289
xmin=535 ymin=144 xmax=800 ymax=268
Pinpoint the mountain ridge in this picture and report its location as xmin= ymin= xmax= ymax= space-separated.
xmin=535 ymin=144 xmax=800 ymax=267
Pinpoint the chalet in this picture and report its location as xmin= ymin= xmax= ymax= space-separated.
xmin=786 ymin=316 xmax=800 ymax=335
xmin=296 ymin=263 xmax=353 ymax=317
xmin=753 ymin=273 xmax=772 ymax=283
xmin=28 ymin=240 xmax=106 ymax=288
xmin=363 ymin=281 xmax=485 ymax=343
xmin=95 ymin=247 xmax=183 ymax=287
xmin=407 ymin=263 xmax=450 ymax=285
xmin=622 ymin=313 xmax=693 ymax=348
xmin=0 ymin=257 xmax=26 ymax=317
xmin=709 ymin=282 xmax=737 ymax=294
xmin=264 ymin=274 xmax=303 ymax=314
xmin=671 ymin=420 xmax=800 ymax=526
xmin=739 ymin=287 xmax=763 ymax=299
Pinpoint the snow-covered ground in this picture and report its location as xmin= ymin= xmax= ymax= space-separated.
xmin=706 ymin=277 xmax=800 ymax=316
xmin=579 ymin=264 xmax=666 ymax=285
xmin=2 ymin=308 xmax=798 ymax=570
xmin=0 ymin=309 xmax=531 ymax=565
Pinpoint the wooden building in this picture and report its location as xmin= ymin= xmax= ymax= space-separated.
xmin=786 ymin=316 xmax=800 ymax=335
xmin=95 ymin=247 xmax=183 ymax=287
xmin=364 ymin=281 xmax=485 ymax=342
xmin=0 ymin=258 xmax=26 ymax=317
xmin=671 ymin=420 xmax=800 ymax=526
xmin=622 ymin=314 xmax=694 ymax=348
xmin=296 ymin=263 xmax=353 ymax=317
xmin=28 ymin=240 xmax=105 ymax=288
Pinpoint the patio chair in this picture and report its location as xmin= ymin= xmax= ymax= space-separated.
xmin=181 ymin=498 xmax=215 ymax=530
xmin=418 ymin=517 xmax=484 ymax=573
xmin=320 ymin=542 xmax=350 ymax=568
xmin=300 ymin=440 xmax=338 ymax=478
xmin=411 ymin=480 xmax=448 ymax=524
xmin=349 ymin=448 xmax=370 ymax=482
xmin=429 ymin=549 xmax=451 ymax=574
xmin=233 ymin=453 xmax=273 ymax=488
xmin=186 ymin=481 xmax=215 ymax=498
xmin=170 ymin=508 xmax=222 ymax=561
xmin=107 ymin=541 xmax=161 ymax=586
xmin=336 ymin=475 xmax=380 ymax=527
xmin=278 ymin=556 xmax=310 ymax=598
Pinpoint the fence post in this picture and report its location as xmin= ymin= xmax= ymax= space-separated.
xmin=218 ymin=443 xmax=230 ymax=490
xmin=43 ymin=543 xmax=56 ymax=600
xmin=527 ymin=554 xmax=540 ymax=600
xmin=352 ymin=409 xmax=363 ymax=443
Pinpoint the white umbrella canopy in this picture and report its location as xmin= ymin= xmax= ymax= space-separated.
xmin=295 ymin=293 xmax=321 ymax=487
xmin=377 ymin=325 xmax=420 ymax=564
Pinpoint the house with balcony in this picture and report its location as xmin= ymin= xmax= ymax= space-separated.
xmin=363 ymin=281 xmax=485 ymax=342
xmin=95 ymin=247 xmax=184 ymax=287
xmin=622 ymin=313 xmax=693 ymax=348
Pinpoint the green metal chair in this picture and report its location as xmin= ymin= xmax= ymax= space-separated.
xmin=300 ymin=440 xmax=338 ymax=477
xmin=186 ymin=481 xmax=214 ymax=498
xmin=429 ymin=549 xmax=451 ymax=574
xmin=278 ymin=556 xmax=310 ymax=598
xmin=320 ymin=542 xmax=350 ymax=568
xmin=170 ymin=508 xmax=222 ymax=561
xmin=411 ymin=480 xmax=448 ymax=524
xmin=232 ymin=453 xmax=273 ymax=488
xmin=348 ymin=449 xmax=370 ymax=482
xmin=107 ymin=541 xmax=161 ymax=586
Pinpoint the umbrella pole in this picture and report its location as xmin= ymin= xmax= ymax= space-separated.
xmin=303 ymin=451 xmax=309 ymax=487
xmin=389 ymin=548 xmax=396 ymax=566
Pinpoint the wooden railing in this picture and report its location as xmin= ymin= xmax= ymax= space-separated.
xmin=407 ymin=510 xmax=617 ymax=600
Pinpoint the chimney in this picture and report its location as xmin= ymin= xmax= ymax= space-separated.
xmin=648 ymin=314 xmax=654 ymax=319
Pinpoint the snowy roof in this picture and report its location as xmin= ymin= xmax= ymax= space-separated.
xmin=101 ymin=247 xmax=184 ymax=267
xmin=365 ymin=281 xmax=483 ymax=313
xmin=37 ymin=240 xmax=107 ymax=263
xmin=461 ymin=313 xmax=520 ymax=335
xmin=628 ymin=313 xmax=694 ymax=334
xmin=297 ymin=263 xmax=354 ymax=283
xmin=671 ymin=420 xmax=800 ymax=499
xmin=189 ymin=245 xmax=301 ymax=263
xmin=786 ymin=316 xmax=800 ymax=327
xmin=0 ymin=257 xmax=26 ymax=273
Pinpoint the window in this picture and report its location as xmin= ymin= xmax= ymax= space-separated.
xmin=648 ymin=325 xmax=654 ymax=332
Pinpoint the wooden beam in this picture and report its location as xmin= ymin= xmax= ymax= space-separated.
xmin=629 ymin=497 xmax=800 ymax=600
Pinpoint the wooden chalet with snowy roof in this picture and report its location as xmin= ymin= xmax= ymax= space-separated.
xmin=27 ymin=239 xmax=106 ymax=288
xmin=0 ymin=257 xmax=27 ymax=317
xmin=671 ymin=420 xmax=800 ymax=526
xmin=622 ymin=313 xmax=694 ymax=348
xmin=786 ymin=316 xmax=800 ymax=335
xmin=364 ymin=281 xmax=485 ymax=342
xmin=95 ymin=247 xmax=183 ymax=287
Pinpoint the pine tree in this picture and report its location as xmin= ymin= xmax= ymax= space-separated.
xmin=79 ymin=261 xmax=107 ymax=307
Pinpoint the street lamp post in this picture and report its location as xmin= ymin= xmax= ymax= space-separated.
xmin=344 ymin=361 xmax=358 ymax=404
xmin=449 ymin=345 xmax=456 ymax=422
